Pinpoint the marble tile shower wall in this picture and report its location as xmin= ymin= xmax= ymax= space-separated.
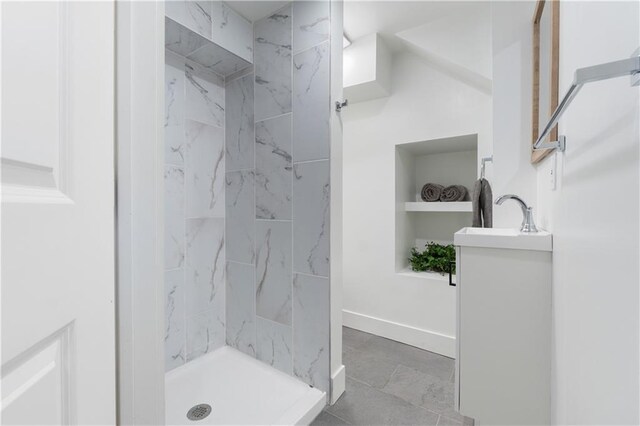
xmin=165 ymin=1 xmax=253 ymax=63
xmin=225 ymin=1 xmax=332 ymax=393
xmin=163 ymin=0 xmax=254 ymax=374
xmin=164 ymin=51 xmax=227 ymax=371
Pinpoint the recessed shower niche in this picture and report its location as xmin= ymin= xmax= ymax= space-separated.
xmin=395 ymin=134 xmax=478 ymax=279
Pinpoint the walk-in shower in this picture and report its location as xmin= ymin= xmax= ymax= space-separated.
xmin=163 ymin=1 xmax=340 ymax=423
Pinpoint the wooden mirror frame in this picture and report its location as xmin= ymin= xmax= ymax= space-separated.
xmin=531 ymin=0 xmax=560 ymax=164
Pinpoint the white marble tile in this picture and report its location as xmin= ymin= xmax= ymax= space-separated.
xmin=225 ymin=74 xmax=254 ymax=171
xmin=186 ymin=309 xmax=225 ymax=361
xmin=166 ymin=1 xmax=212 ymax=40
xmin=165 ymin=62 xmax=185 ymax=128
xmin=185 ymin=218 xmax=225 ymax=315
xmin=184 ymin=52 xmax=224 ymax=79
xmin=225 ymin=171 xmax=255 ymax=264
xmin=165 ymin=165 xmax=185 ymax=270
xmin=293 ymin=41 xmax=330 ymax=162
xmin=292 ymin=273 xmax=330 ymax=393
xmin=255 ymin=220 xmax=292 ymax=325
xmin=256 ymin=317 xmax=293 ymax=375
xmin=165 ymin=269 xmax=186 ymax=371
xmin=254 ymin=6 xmax=292 ymax=121
xmin=185 ymin=62 xmax=225 ymax=127
xmin=165 ymin=16 xmax=209 ymax=58
xmin=185 ymin=120 xmax=225 ymax=218
xmin=226 ymin=63 xmax=254 ymax=83
xmin=255 ymin=114 xmax=292 ymax=220
xmin=186 ymin=43 xmax=252 ymax=77
xmin=293 ymin=161 xmax=330 ymax=277
xmin=226 ymin=261 xmax=256 ymax=357
xmin=211 ymin=1 xmax=254 ymax=63
xmin=165 ymin=125 xmax=185 ymax=166
xmin=292 ymin=1 xmax=330 ymax=54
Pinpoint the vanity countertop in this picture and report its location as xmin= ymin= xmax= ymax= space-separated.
xmin=454 ymin=227 xmax=552 ymax=252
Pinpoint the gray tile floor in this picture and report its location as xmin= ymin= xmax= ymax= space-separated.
xmin=312 ymin=327 xmax=461 ymax=426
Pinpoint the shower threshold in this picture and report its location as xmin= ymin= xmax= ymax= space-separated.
xmin=165 ymin=346 xmax=326 ymax=425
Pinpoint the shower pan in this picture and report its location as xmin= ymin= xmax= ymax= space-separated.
xmin=162 ymin=1 xmax=343 ymax=423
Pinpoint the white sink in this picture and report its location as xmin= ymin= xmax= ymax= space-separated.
xmin=454 ymin=227 xmax=552 ymax=251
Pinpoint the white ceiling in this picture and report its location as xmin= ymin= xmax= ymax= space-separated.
xmin=344 ymin=1 xmax=492 ymax=91
xmin=225 ymin=1 xmax=488 ymax=50
xmin=344 ymin=1 xmax=484 ymax=50
xmin=398 ymin=133 xmax=478 ymax=156
xmin=226 ymin=1 xmax=290 ymax=22
xmin=225 ymin=0 xmax=491 ymax=85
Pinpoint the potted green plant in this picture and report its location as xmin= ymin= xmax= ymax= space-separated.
xmin=409 ymin=242 xmax=456 ymax=276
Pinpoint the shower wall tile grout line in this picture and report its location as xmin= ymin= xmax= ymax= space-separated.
xmin=293 ymin=158 xmax=330 ymax=165
xmin=255 ymin=111 xmax=293 ymax=124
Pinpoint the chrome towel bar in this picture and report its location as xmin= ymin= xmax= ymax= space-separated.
xmin=534 ymin=55 xmax=640 ymax=152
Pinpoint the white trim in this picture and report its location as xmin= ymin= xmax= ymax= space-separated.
xmin=330 ymin=364 xmax=346 ymax=405
xmin=329 ymin=0 xmax=345 ymax=407
xmin=342 ymin=310 xmax=456 ymax=358
xmin=116 ymin=2 xmax=165 ymax=424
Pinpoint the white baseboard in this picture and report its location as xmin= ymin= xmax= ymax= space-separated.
xmin=330 ymin=365 xmax=345 ymax=405
xmin=342 ymin=310 xmax=456 ymax=358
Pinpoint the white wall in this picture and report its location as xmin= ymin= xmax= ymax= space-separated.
xmin=343 ymin=33 xmax=377 ymax=87
xmin=343 ymin=33 xmax=391 ymax=102
xmin=395 ymin=3 xmax=491 ymax=83
xmin=539 ymin=2 xmax=640 ymax=423
xmin=492 ymin=1 xmax=640 ymax=423
xmin=491 ymin=1 xmax=539 ymax=228
xmin=342 ymin=46 xmax=491 ymax=356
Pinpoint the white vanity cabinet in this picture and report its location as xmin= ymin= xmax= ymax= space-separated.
xmin=453 ymin=228 xmax=552 ymax=425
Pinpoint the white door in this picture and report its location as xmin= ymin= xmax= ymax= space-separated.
xmin=1 ymin=2 xmax=116 ymax=424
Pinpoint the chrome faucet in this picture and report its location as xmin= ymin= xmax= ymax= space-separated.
xmin=495 ymin=194 xmax=539 ymax=233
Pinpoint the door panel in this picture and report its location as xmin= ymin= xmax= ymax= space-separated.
xmin=1 ymin=2 xmax=116 ymax=424
xmin=1 ymin=325 xmax=72 ymax=425
xmin=2 ymin=2 xmax=68 ymax=201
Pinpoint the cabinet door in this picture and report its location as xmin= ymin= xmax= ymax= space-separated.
xmin=454 ymin=246 xmax=462 ymax=411
xmin=457 ymin=246 xmax=551 ymax=425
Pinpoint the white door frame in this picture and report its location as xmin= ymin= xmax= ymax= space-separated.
xmin=114 ymin=1 xmax=346 ymax=420
xmin=115 ymin=2 xmax=166 ymax=424
xmin=329 ymin=0 xmax=346 ymax=405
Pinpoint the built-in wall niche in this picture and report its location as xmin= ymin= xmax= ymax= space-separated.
xmin=395 ymin=134 xmax=478 ymax=279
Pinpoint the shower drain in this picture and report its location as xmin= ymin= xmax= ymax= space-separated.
xmin=186 ymin=404 xmax=212 ymax=421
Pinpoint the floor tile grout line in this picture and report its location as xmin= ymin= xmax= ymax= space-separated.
xmin=375 ymin=383 xmax=444 ymax=419
xmin=332 ymin=326 xmax=460 ymax=425
xmin=346 ymin=374 xmax=440 ymax=415
xmin=334 ymin=374 xmax=449 ymax=424
xmin=374 ymin=375 xmax=458 ymax=420
xmin=381 ymin=363 xmax=401 ymax=389
xmin=341 ymin=374 xmax=370 ymax=387
xmin=343 ymin=366 xmax=455 ymax=421
xmin=321 ymin=410 xmax=353 ymax=425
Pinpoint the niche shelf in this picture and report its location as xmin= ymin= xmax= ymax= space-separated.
xmin=398 ymin=267 xmax=454 ymax=282
xmin=395 ymin=134 xmax=478 ymax=278
xmin=165 ymin=16 xmax=252 ymax=78
xmin=404 ymin=201 xmax=472 ymax=213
